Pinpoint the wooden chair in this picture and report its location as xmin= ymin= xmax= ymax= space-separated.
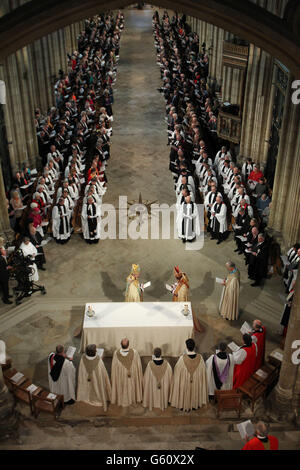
xmin=238 ymin=376 xmax=268 ymax=411
xmin=11 ymin=379 xmax=43 ymax=414
xmin=32 ymin=390 xmax=64 ymax=419
xmin=215 ymin=389 xmax=243 ymax=418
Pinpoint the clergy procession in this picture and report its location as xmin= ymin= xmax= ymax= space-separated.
xmin=0 ymin=2 xmax=299 ymax=452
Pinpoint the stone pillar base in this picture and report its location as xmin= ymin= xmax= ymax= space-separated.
xmin=266 ymin=385 xmax=296 ymax=423
xmin=0 ymin=387 xmax=18 ymax=440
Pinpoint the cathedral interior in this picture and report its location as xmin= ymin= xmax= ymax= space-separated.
xmin=0 ymin=0 xmax=299 ymax=452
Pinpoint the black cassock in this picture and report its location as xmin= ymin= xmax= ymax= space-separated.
xmin=87 ymin=203 xmax=98 ymax=238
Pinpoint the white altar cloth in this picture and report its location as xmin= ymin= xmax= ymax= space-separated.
xmin=80 ymin=302 xmax=193 ymax=356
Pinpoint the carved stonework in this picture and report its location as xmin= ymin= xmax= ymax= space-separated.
xmin=223 ymin=41 xmax=249 ymax=69
xmin=217 ymin=111 xmax=241 ymax=143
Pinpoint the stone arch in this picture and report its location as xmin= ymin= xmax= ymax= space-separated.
xmin=0 ymin=0 xmax=299 ymax=76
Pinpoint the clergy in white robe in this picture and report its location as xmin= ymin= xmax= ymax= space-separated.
xmin=77 ymin=344 xmax=111 ymax=410
xmin=111 ymin=338 xmax=143 ymax=407
xmin=52 ymin=198 xmax=72 ymax=244
xmin=176 ymin=173 xmax=195 ymax=196
xmin=210 ymin=195 xmax=228 ymax=244
xmin=19 ymin=238 xmax=39 ymax=282
xmin=219 ymin=261 xmax=240 ymax=320
xmin=206 ymin=342 xmax=234 ymax=395
xmin=170 ymin=338 xmax=208 ymax=411
xmin=143 ymin=348 xmax=173 ymax=411
xmin=125 ymin=264 xmax=144 ymax=302
xmin=48 ymin=345 xmax=76 ymax=404
xmin=81 ymin=197 xmax=101 ymax=244
xmin=62 ymin=190 xmax=75 ymax=213
xmin=176 ymin=195 xmax=201 ymax=243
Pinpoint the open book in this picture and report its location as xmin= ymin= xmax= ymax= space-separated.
xmin=47 ymin=393 xmax=57 ymax=400
xmin=228 ymin=341 xmax=240 ymax=352
xmin=26 ymin=384 xmax=38 ymax=394
xmin=237 ymin=420 xmax=254 ymax=440
xmin=11 ymin=372 xmax=24 ymax=383
xmin=97 ymin=348 xmax=104 ymax=358
xmin=255 ymin=369 xmax=268 ymax=380
xmin=216 ymin=277 xmax=224 ymax=284
xmin=240 ymin=321 xmax=252 ymax=335
xmin=271 ymin=351 xmax=283 ymax=361
xmin=165 ymin=284 xmax=173 ymax=292
xmin=142 ymin=281 xmax=151 ymax=289
xmin=66 ymin=346 xmax=76 ymax=360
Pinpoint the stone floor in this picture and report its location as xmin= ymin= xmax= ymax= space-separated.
xmin=0 ymin=7 xmax=295 ymax=450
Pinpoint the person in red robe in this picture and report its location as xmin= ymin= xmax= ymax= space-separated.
xmin=248 ymin=165 xmax=263 ymax=183
xmin=251 ymin=319 xmax=266 ymax=371
xmin=232 ymin=333 xmax=257 ymax=389
xmin=242 ymin=421 xmax=279 ymax=450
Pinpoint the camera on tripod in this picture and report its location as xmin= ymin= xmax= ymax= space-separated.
xmin=9 ymin=249 xmax=46 ymax=305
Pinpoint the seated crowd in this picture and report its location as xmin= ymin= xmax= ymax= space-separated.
xmin=153 ymin=11 xmax=296 ymax=292
xmin=47 ymin=321 xmax=266 ymax=412
xmin=5 ymin=12 xmax=124 ymax=261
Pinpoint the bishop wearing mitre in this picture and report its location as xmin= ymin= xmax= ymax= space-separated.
xmin=125 ymin=264 xmax=144 ymax=302
xmin=142 ymin=347 xmax=173 ymax=411
xmin=170 ymin=338 xmax=208 ymax=412
xmin=219 ymin=261 xmax=240 ymax=320
xmin=77 ymin=344 xmax=111 ymax=411
xmin=111 ymin=338 xmax=143 ymax=407
xmin=171 ymin=266 xmax=190 ymax=302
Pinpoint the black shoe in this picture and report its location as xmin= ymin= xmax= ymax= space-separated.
xmin=217 ymin=240 xmax=222 ymax=245
xmin=2 ymin=298 xmax=13 ymax=304
xmin=39 ymin=266 xmax=46 ymax=271
xmin=251 ymin=282 xmax=260 ymax=287
xmin=238 ymin=251 xmax=243 ymax=255
xmin=65 ymin=399 xmax=75 ymax=405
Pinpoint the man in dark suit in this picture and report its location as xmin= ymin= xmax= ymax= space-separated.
xmin=248 ymin=234 xmax=269 ymax=286
xmin=0 ymin=247 xmax=13 ymax=304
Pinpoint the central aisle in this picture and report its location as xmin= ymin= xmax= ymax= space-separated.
xmin=107 ymin=9 xmax=174 ymax=205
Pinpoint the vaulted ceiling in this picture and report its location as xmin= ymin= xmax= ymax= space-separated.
xmin=0 ymin=0 xmax=299 ymax=76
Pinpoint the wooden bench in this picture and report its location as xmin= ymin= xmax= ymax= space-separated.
xmin=267 ymin=349 xmax=283 ymax=371
xmin=3 ymin=368 xmax=27 ymax=390
xmin=11 ymin=380 xmax=43 ymax=414
xmin=32 ymin=390 xmax=64 ymax=419
xmin=1 ymin=358 xmax=12 ymax=372
xmin=238 ymin=376 xmax=268 ymax=411
xmin=253 ymin=363 xmax=279 ymax=393
xmin=215 ymin=389 xmax=243 ymax=418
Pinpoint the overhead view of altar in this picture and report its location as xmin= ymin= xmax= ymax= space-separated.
xmin=0 ymin=1 xmax=299 ymax=453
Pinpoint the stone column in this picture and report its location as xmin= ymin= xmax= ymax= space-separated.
xmin=0 ymin=366 xmax=18 ymax=439
xmin=268 ymin=74 xmax=297 ymax=238
xmin=0 ymin=161 xmax=13 ymax=241
xmin=272 ymin=266 xmax=300 ymax=421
